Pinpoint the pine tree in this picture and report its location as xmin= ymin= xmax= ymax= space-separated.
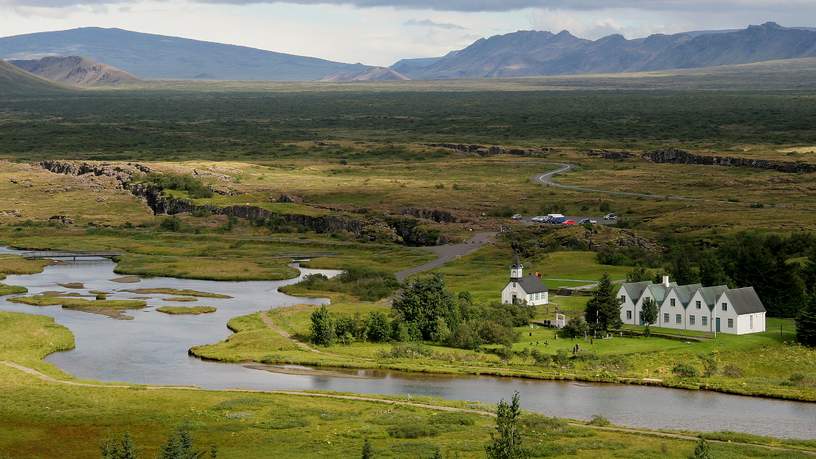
xmin=699 ymin=253 xmax=729 ymax=287
xmin=485 ymin=392 xmax=526 ymax=459
xmin=691 ymin=438 xmax=712 ymax=459
xmin=361 ymin=438 xmax=374 ymax=459
xmin=101 ymin=432 xmax=137 ymax=459
xmin=796 ymin=295 xmax=816 ymax=347
xmin=585 ymin=273 xmax=622 ymax=333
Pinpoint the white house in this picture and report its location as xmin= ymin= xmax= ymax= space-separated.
xmin=501 ymin=255 xmax=549 ymax=306
xmin=617 ymin=276 xmax=767 ymax=335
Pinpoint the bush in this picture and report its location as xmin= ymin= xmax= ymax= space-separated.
xmin=387 ymin=424 xmax=439 ymax=439
xmin=672 ymin=363 xmax=699 ymax=378
xmin=143 ymin=172 xmax=213 ymax=198
xmin=588 ymin=415 xmax=611 ymax=427
xmin=366 ymin=311 xmax=391 ymax=342
xmin=310 ymin=306 xmax=335 ymax=346
xmin=559 ymin=318 xmax=588 ymax=338
xmin=160 ymin=216 xmax=183 ymax=232
xmin=378 ymin=343 xmax=435 ymax=359
xmin=722 ymin=364 xmax=744 ymax=378
xmin=698 ymin=353 xmax=718 ymax=377
xmin=296 ymin=268 xmax=399 ymax=301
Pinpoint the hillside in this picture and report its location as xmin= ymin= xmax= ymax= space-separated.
xmin=0 ymin=60 xmax=66 ymax=96
xmin=0 ymin=27 xmax=367 ymax=81
xmin=395 ymin=22 xmax=816 ymax=79
xmin=321 ymin=66 xmax=409 ymax=82
xmin=10 ymin=56 xmax=139 ymax=86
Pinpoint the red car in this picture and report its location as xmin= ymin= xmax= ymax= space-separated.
xmin=562 ymin=220 xmax=577 ymax=225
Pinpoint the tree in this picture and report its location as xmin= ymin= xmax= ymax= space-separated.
xmin=626 ymin=266 xmax=651 ymax=283
xmin=584 ymin=274 xmax=622 ymax=333
xmin=101 ymin=433 xmax=137 ymax=459
xmin=559 ymin=318 xmax=588 ymax=339
xmin=158 ymin=426 xmax=214 ymax=459
xmin=698 ymin=252 xmax=729 ymax=287
xmin=392 ymin=274 xmax=459 ymax=341
xmin=691 ymin=438 xmax=712 ymax=459
xmin=641 ymin=297 xmax=659 ymax=328
xmin=365 ymin=311 xmax=390 ymax=342
xmin=669 ymin=252 xmax=700 ymax=285
xmin=485 ymin=392 xmax=526 ymax=459
xmin=361 ymin=438 xmax=374 ymax=459
xmin=796 ymin=295 xmax=816 ymax=347
xmin=310 ymin=305 xmax=335 ymax=346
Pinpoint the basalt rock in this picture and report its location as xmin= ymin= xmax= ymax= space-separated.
xmin=643 ymin=148 xmax=816 ymax=173
xmin=400 ymin=207 xmax=457 ymax=224
xmin=39 ymin=160 xmax=152 ymax=188
xmin=425 ymin=143 xmax=552 ymax=157
xmin=586 ymin=149 xmax=635 ymax=160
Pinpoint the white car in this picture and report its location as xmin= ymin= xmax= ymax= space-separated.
xmin=604 ymin=213 xmax=618 ymax=220
xmin=511 ymin=214 xmax=523 ymax=220
xmin=531 ymin=216 xmax=548 ymax=223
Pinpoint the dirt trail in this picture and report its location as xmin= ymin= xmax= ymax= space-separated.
xmin=259 ymin=312 xmax=322 ymax=354
xmin=3 ymin=360 xmax=814 ymax=456
xmin=395 ymin=231 xmax=495 ymax=282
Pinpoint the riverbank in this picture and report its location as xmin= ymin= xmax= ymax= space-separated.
xmin=1 ymin=310 xmax=815 ymax=458
xmin=191 ymin=303 xmax=816 ymax=403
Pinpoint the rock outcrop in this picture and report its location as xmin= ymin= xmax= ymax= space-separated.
xmin=643 ymin=148 xmax=816 ymax=173
xmin=425 ymin=143 xmax=552 ymax=157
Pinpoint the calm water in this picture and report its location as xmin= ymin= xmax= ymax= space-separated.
xmin=1 ymin=251 xmax=815 ymax=439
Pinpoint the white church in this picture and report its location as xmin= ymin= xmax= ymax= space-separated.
xmin=501 ymin=255 xmax=549 ymax=306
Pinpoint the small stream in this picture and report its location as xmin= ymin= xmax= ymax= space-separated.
xmin=0 ymin=249 xmax=814 ymax=439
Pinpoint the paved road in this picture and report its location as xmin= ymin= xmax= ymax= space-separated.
xmin=395 ymin=231 xmax=495 ymax=282
xmin=533 ymin=163 xmax=699 ymax=202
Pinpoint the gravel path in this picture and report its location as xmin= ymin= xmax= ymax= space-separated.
xmin=395 ymin=231 xmax=495 ymax=282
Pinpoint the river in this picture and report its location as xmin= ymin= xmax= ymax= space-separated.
xmin=0 ymin=251 xmax=814 ymax=439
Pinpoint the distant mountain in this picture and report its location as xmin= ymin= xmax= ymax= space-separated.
xmin=0 ymin=27 xmax=367 ymax=81
xmin=394 ymin=22 xmax=816 ymax=79
xmin=0 ymin=60 xmax=66 ymax=96
xmin=321 ymin=66 xmax=409 ymax=82
xmin=10 ymin=56 xmax=139 ymax=86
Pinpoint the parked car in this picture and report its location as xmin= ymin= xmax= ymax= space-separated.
xmin=562 ymin=220 xmax=577 ymax=225
xmin=578 ymin=218 xmax=597 ymax=225
xmin=531 ymin=215 xmax=548 ymax=223
xmin=511 ymin=214 xmax=523 ymax=220
xmin=604 ymin=213 xmax=618 ymax=220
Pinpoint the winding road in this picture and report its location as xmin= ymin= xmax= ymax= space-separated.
xmin=395 ymin=231 xmax=495 ymax=282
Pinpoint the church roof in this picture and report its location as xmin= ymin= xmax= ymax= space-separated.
xmin=510 ymin=275 xmax=548 ymax=294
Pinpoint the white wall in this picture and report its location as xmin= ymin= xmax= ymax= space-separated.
xmin=685 ymin=291 xmax=713 ymax=332
xmin=617 ymin=286 xmax=639 ymax=325
xmin=659 ymin=289 xmax=685 ymax=330
xmin=502 ymin=283 xmax=548 ymax=306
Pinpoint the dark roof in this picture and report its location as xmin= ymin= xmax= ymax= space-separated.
xmin=512 ymin=275 xmax=548 ymax=294
xmin=723 ymin=287 xmax=767 ymax=315
xmin=698 ymin=285 xmax=728 ymax=307
xmin=646 ymin=282 xmax=676 ymax=304
xmin=672 ymin=283 xmax=702 ymax=306
xmin=619 ymin=281 xmax=651 ymax=301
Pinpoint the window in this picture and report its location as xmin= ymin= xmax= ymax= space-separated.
xmin=676 ymin=314 xmax=682 ymax=324
xmin=702 ymin=316 xmax=708 ymax=326
xmin=696 ymin=301 xmax=701 ymax=309
xmin=626 ymin=311 xmax=632 ymax=320
xmin=727 ymin=318 xmax=734 ymax=328
xmin=750 ymin=315 xmax=754 ymax=329
xmin=670 ymin=298 xmax=676 ymax=307
xmin=664 ymin=313 xmax=669 ymax=323
xmin=690 ymin=315 xmax=695 ymax=325
xmin=722 ymin=302 xmax=727 ymax=312
xmin=620 ymin=295 xmax=626 ymax=303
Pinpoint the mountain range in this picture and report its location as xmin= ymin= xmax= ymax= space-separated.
xmin=393 ymin=22 xmax=816 ymax=79
xmin=0 ymin=27 xmax=364 ymax=81
xmin=1 ymin=22 xmax=816 ymax=82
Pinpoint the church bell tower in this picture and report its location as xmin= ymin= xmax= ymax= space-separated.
xmin=510 ymin=253 xmax=523 ymax=280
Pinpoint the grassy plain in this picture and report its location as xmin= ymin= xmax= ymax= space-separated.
xmin=156 ymin=306 xmax=217 ymax=315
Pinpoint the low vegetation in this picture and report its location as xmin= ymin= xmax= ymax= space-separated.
xmin=124 ymin=288 xmax=231 ymax=299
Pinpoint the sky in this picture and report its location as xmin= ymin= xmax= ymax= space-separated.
xmin=1 ymin=0 xmax=816 ymax=65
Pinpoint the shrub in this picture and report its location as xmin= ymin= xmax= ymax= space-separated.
xmin=310 ymin=306 xmax=335 ymax=346
xmin=378 ymin=343 xmax=435 ymax=359
xmin=698 ymin=353 xmax=719 ymax=377
xmin=559 ymin=318 xmax=588 ymax=338
xmin=366 ymin=311 xmax=391 ymax=342
xmin=387 ymin=424 xmax=439 ymax=439
xmin=160 ymin=216 xmax=183 ymax=232
xmin=588 ymin=415 xmax=611 ymax=427
xmin=143 ymin=172 xmax=213 ymax=198
xmin=672 ymin=363 xmax=699 ymax=378
xmin=722 ymin=364 xmax=744 ymax=378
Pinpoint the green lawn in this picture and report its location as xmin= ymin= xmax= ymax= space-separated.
xmin=432 ymin=245 xmax=631 ymax=303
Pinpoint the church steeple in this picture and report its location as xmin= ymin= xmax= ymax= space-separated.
xmin=510 ymin=253 xmax=523 ymax=280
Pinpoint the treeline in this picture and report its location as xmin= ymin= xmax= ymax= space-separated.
xmin=297 ymin=268 xmax=399 ymax=301
xmin=609 ymin=232 xmax=816 ymax=318
xmin=310 ymin=275 xmax=533 ymax=350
